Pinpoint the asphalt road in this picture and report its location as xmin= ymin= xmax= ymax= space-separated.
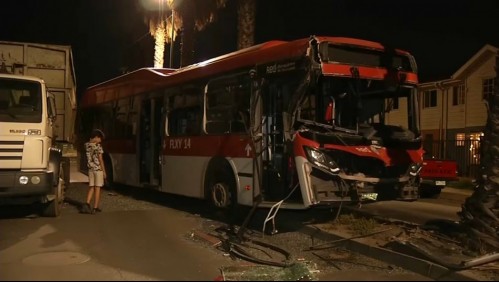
xmin=0 ymin=198 xmax=238 ymax=280
xmin=0 ymin=181 xmax=434 ymax=281
xmin=0 ymin=164 xmax=472 ymax=281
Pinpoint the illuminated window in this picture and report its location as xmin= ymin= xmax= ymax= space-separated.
xmin=468 ymin=132 xmax=483 ymax=164
xmin=456 ymin=133 xmax=465 ymax=146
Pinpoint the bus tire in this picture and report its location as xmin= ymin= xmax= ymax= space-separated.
xmin=206 ymin=169 xmax=237 ymax=210
xmin=42 ymin=162 xmax=66 ymax=217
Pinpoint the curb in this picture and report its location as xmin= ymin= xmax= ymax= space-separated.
xmin=298 ymin=225 xmax=482 ymax=281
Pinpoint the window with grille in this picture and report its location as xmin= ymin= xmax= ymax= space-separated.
xmin=469 ymin=132 xmax=483 ymax=164
xmin=456 ymin=133 xmax=465 ymax=146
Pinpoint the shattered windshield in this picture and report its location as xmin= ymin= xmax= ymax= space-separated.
xmin=0 ymin=78 xmax=42 ymax=123
xmin=298 ymin=77 xmax=415 ymax=133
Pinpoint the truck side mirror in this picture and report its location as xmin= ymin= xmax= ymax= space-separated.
xmin=47 ymin=94 xmax=57 ymax=122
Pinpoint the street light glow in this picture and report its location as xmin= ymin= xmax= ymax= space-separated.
xmin=149 ymin=0 xmax=176 ymax=68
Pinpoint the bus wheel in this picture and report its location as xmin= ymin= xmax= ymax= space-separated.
xmin=43 ymin=162 xmax=66 ymax=217
xmin=211 ymin=182 xmax=232 ymax=208
xmin=209 ymin=172 xmax=236 ymax=209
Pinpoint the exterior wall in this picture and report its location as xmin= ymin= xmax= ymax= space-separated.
xmin=417 ymin=47 xmax=495 ymax=140
xmin=447 ymin=89 xmax=466 ymax=129
xmin=395 ymin=45 xmax=496 ymax=177
xmin=418 ymin=88 xmax=443 ymax=131
xmin=463 ymin=57 xmax=494 ymax=128
xmin=385 ymin=97 xmax=408 ymax=128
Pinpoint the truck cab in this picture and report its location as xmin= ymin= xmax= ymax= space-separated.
xmin=0 ymin=73 xmax=66 ymax=216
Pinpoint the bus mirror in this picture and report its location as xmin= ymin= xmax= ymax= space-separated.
xmin=324 ymin=99 xmax=335 ymax=124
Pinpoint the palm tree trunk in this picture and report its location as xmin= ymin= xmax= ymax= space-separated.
xmin=237 ymin=0 xmax=256 ymax=50
xmin=459 ymin=50 xmax=499 ymax=253
xmin=180 ymin=14 xmax=195 ymax=67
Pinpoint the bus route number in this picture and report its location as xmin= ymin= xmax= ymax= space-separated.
xmin=169 ymin=138 xmax=191 ymax=149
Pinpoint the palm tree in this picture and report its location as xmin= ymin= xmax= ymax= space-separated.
xmin=172 ymin=0 xmax=228 ymax=67
xmin=459 ymin=50 xmax=499 ymax=253
xmin=236 ymin=0 xmax=256 ymax=50
xmin=139 ymin=0 xmax=227 ymax=68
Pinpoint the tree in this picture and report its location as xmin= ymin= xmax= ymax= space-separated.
xmin=459 ymin=51 xmax=499 ymax=253
xmin=172 ymin=0 xmax=227 ymax=67
xmin=236 ymin=0 xmax=256 ymax=50
xmin=139 ymin=0 xmax=227 ymax=68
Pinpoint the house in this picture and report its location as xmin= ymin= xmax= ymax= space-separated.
xmin=389 ymin=44 xmax=498 ymax=177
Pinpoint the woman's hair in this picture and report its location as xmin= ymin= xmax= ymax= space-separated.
xmin=90 ymin=129 xmax=105 ymax=139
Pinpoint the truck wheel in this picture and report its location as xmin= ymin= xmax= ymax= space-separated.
xmin=42 ymin=163 xmax=66 ymax=217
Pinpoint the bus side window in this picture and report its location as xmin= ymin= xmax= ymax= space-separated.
xmin=205 ymin=73 xmax=251 ymax=134
xmin=168 ymin=106 xmax=200 ymax=136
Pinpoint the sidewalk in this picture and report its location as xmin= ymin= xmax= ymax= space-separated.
xmin=442 ymin=187 xmax=473 ymax=196
xmin=69 ymin=158 xmax=88 ymax=183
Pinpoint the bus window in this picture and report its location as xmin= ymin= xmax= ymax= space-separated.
xmin=167 ymin=85 xmax=203 ymax=136
xmin=206 ymin=74 xmax=251 ymax=134
xmin=169 ymin=106 xmax=201 ymax=135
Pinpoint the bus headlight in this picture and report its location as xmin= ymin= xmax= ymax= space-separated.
xmin=19 ymin=176 xmax=29 ymax=185
xmin=304 ymin=147 xmax=340 ymax=174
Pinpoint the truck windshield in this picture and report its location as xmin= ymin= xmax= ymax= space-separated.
xmin=0 ymin=78 xmax=42 ymax=123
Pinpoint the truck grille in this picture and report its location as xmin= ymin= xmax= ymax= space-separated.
xmin=0 ymin=140 xmax=23 ymax=160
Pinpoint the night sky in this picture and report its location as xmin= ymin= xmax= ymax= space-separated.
xmin=1 ymin=0 xmax=498 ymax=100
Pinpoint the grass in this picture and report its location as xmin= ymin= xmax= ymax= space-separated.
xmin=335 ymin=214 xmax=379 ymax=236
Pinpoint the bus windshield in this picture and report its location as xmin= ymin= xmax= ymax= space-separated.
xmin=297 ymin=76 xmax=417 ymax=134
xmin=0 ymin=78 xmax=42 ymax=123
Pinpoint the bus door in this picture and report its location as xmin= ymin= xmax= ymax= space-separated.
xmin=139 ymin=96 xmax=163 ymax=186
xmin=261 ymin=83 xmax=288 ymax=201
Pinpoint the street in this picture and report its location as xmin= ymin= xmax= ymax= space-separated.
xmin=0 ymin=179 xmax=437 ymax=281
xmin=0 ymin=192 xmax=238 ymax=280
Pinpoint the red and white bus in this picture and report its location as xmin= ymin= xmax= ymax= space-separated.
xmin=76 ymin=35 xmax=423 ymax=210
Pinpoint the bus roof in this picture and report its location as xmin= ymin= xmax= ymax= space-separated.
xmin=80 ymin=36 xmax=414 ymax=107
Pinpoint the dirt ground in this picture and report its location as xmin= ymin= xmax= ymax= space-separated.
xmin=311 ymin=213 xmax=499 ymax=281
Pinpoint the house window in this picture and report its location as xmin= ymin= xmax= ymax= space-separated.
xmin=452 ymin=84 xmax=465 ymax=105
xmin=456 ymin=133 xmax=465 ymax=146
xmin=468 ymin=132 xmax=483 ymax=164
xmin=483 ymin=78 xmax=494 ymax=100
xmin=423 ymin=90 xmax=437 ymax=108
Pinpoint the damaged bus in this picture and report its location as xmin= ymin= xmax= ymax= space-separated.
xmin=77 ymin=35 xmax=423 ymax=210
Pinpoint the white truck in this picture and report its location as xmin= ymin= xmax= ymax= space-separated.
xmin=0 ymin=41 xmax=77 ymax=216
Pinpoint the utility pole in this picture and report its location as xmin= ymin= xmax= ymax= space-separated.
xmin=169 ymin=9 xmax=174 ymax=68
